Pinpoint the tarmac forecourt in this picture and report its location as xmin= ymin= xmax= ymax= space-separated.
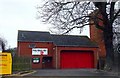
xmin=3 ymin=69 xmax=119 ymax=78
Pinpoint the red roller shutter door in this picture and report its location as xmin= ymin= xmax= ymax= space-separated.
xmin=60 ymin=51 xmax=94 ymax=69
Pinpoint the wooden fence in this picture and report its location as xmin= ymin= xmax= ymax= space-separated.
xmin=12 ymin=56 xmax=31 ymax=71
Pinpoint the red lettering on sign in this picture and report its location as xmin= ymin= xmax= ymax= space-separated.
xmin=0 ymin=64 xmax=7 ymax=66
xmin=41 ymin=51 xmax=44 ymax=55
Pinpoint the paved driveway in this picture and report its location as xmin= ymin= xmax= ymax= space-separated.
xmin=25 ymin=69 xmax=118 ymax=77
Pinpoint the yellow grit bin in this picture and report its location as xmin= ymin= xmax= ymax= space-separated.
xmin=0 ymin=53 xmax=12 ymax=75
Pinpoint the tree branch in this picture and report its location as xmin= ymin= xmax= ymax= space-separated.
xmin=62 ymin=23 xmax=95 ymax=35
xmin=112 ymin=9 xmax=120 ymax=23
xmin=70 ymin=16 xmax=91 ymax=23
xmin=110 ymin=2 xmax=115 ymax=24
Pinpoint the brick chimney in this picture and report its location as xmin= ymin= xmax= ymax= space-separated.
xmin=89 ymin=10 xmax=106 ymax=58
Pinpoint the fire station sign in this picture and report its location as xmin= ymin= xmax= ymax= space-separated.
xmin=0 ymin=53 xmax=12 ymax=75
xmin=32 ymin=48 xmax=48 ymax=55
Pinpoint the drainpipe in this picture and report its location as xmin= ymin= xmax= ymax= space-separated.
xmin=55 ymin=46 xmax=58 ymax=69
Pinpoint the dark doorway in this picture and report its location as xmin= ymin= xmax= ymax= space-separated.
xmin=42 ymin=57 xmax=53 ymax=69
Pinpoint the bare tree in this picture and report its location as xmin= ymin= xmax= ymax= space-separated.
xmin=0 ymin=37 xmax=7 ymax=52
xmin=37 ymin=0 xmax=120 ymax=71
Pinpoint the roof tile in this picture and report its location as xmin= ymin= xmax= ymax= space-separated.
xmin=18 ymin=30 xmax=97 ymax=47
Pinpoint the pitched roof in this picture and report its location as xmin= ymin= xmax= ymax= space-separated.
xmin=18 ymin=30 xmax=52 ymax=42
xmin=51 ymin=35 xmax=97 ymax=47
xmin=18 ymin=30 xmax=97 ymax=47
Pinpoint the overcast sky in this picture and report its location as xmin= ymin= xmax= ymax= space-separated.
xmin=0 ymin=0 xmax=89 ymax=48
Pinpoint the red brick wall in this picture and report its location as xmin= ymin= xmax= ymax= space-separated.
xmin=17 ymin=42 xmax=54 ymax=69
xmin=90 ymin=14 xmax=106 ymax=58
xmin=18 ymin=42 xmax=98 ymax=69
xmin=18 ymin=42 xmax=54 ymax=56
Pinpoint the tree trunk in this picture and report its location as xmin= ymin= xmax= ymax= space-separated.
xmin=103 ymin=27 xmax=114 ymax=71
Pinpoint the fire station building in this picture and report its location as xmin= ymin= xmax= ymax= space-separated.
xmin=17 ymin=30 xmax=98 ymax=69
